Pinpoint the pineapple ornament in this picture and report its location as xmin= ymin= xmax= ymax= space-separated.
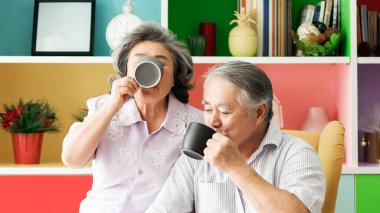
xmin=228 ymin=8 xmax=257 ymax=56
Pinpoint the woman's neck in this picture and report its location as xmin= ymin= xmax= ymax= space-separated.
xmin=137 ymin=96 xmax=169 ymax=133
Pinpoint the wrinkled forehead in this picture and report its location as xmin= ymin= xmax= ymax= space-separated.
xmin=203 ymin=77 xmax=240 ymax=105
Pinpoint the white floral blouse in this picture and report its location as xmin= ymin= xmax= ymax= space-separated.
xmin=77 ymin=93 xmax=203 ymax=213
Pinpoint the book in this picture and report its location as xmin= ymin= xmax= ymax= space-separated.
xmin=337 ymin=0 xmax=341 ymax=29
xmin=331 ymin=0 xmax=339 ymax=28
xmin=357 ymin=6 xmax=362 ymax=45
xmin=368 ymin=11 xmax=378 ymax=49
xmin=378 ymin=14 xmax=380 ymax=45
xmin=360 ymin=4 xmax=368 ymax=42
xmin=313 ymin=5 xmax=320 ymax=23
xmin=323 ymin=0 xmax=333 ymax=27
xmin=319 ymin=1 xmax=326 ymax=23
xmin=263 ymin=0 xmax=269 ymax=56
xmin=299 ymin=5 xmax=316 ymax=25
xmin=286 ymin=0 xmax=293 ymax=56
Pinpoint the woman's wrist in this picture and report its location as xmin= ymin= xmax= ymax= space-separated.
xmin=104 ymin=100 xmax=123 ymax=116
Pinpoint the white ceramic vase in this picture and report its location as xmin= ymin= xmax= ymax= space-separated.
xmin=300 ymin=106 xmax=329 ymax=132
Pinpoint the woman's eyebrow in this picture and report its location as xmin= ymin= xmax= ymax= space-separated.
xmin=132 ymin=53 xmax=168 ymax=61
xmin=155 ymin=55 xmax=169 ymax=60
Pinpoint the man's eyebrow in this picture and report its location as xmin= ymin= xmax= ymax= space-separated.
xmin=201 ymin=100 xmax=232 ymax=110
xmin=218 ymin=103 xmax=232 ymax=110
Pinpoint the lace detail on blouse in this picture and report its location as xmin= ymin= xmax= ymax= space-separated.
xmin=106 ymin=121 xmax=123 ymax=143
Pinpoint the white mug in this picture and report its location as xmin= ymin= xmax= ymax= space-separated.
xmin=133 ymin=56 xmax=164 ymax=88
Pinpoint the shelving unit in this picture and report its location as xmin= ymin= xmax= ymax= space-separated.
xmin=0 ymin=56 xmax=351 ymax=64
xmin=0 ymin=56 xmax=112 ymax=63
xmin=0 ymin=0 xmax=380 ymax=212
xmin=0 ymin=0 xmax=358 ymax=175
xmin=357 ymin=57 xmax=380 ymax=64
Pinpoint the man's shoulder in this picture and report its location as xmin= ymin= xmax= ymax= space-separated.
xmin=279 ymin=132 xmax=317 ymax=154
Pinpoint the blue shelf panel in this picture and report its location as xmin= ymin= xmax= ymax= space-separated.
xmin=0 ymin=0 xmax=161 ymax=56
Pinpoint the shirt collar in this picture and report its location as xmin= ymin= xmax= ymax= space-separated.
xmin=116 ymin=93 xmax=188 ymax=135
xmin=260 ymin=121 xmax=282 ymax=148
xmin=247 ymin=121 xmax=283 ymax=163
xmin=117 ymin=98 xmax=143 ymax=126
xmin=161 ymin=93 xmax=188 ymax=134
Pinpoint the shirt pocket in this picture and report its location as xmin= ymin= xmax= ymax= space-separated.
xmin=197 ymin=182 xmax=235 ymax=213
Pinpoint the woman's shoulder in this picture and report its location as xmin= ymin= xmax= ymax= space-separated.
xmin=86 ymin=94 xmax=110 ymax=110
xmin=169 ymin=93 xmax=203 ymax=123
xmin=183 ymin=103 xmax=203 ymax=123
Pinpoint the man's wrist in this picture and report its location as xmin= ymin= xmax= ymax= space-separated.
xmin=227 ymin=163 xmax=254 ymax=182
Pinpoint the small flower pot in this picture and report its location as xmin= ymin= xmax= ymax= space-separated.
xmin=11 ymin=133 xmax=44 ymax=164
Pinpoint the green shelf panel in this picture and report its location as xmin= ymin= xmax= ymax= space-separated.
xmin=168 ymin=0 xmax=236 ymax=56
xmin=356 ymin=175 xmax=380 ymax=213
xmin=340 ymin=0 xmax=350 ymax=56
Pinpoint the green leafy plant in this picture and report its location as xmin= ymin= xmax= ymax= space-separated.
xmin=0 ymin=99 xmax=59 ymax=133
xmin=72 ymin=108 xmax=88 ymax=122
xmin=295 ymin=33 xmax=341 ymax=56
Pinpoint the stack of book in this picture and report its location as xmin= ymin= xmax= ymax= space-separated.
xmin=298 ymin=0 xmax=340 ymax=29
xmin=241 ymin=0 xmax=292 ymax=56
xmin=357 ymin=4 xmax=380 ymax=52
xmin=238 ymin=0 xmax=342 ymax=56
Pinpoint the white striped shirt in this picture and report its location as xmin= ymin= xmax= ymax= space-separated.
xmin=146 ymin=122 xmax=325 ymax=213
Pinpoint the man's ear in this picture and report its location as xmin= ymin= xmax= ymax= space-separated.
xmin=255 ymin=104 xmax=267 ymax=123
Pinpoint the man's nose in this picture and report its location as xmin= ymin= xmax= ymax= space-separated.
xmin=210 ymin=112 xmax=222 ymax=129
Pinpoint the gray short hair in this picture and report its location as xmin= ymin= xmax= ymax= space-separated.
xmin=203 ymin=61 xmax=273 ymax=122
xmin=111 ymin=22 xmax=194 ymax=103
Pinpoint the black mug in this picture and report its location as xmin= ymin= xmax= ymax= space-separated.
xmin=182 ymin=122 xmax=216 ymax=160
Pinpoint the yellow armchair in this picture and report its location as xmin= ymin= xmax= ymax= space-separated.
xmin=283 ymin=121 xmax=345 ymax=213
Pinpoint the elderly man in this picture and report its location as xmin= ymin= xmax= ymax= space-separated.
xmin=146 ymin=61 xmax=325 ymax=213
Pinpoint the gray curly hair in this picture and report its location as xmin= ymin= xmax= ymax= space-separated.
xmin=111 ymin=22 xmax=194 ymax=103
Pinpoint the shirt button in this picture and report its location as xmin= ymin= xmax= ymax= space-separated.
xmin=127 ymin=195 xmax=132 ymax=200
xmin=138 ymin=169 xmax=143 ymax=175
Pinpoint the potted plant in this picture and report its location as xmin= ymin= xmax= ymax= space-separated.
xmin=0 ymin=99 xmax=59 ymax=164
xmin=72 ymin=108 xmax=88 ymax=122
xmin=293 ymin=22 xmax=342 ymax=56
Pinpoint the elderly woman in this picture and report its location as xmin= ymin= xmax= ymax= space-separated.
xmin=61 ymin=23 xmax=203 ymax=213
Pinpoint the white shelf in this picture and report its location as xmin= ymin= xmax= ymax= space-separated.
xmin=0 ymin=56 xmax=112 ymax=64
xmin=342 ymin=164 xmax=380 ymax=174
xmin=193 ymin=56 xmax=350 ymax=64
xmin=357 ymin=57 xmax=380 ymax=64
xmin=0 ymin=167 xmax=92 ymax=175
xmin=0 ymin=56 xmax=351 ymax=64
xmin=0 ymin=162 xmax=92 ymax=175
xmin=0 ymin=164 xmax=379 ymax=175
